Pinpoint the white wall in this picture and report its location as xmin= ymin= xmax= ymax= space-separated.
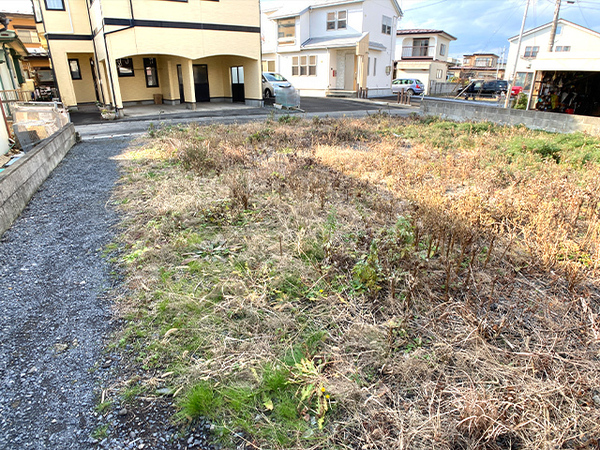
xmin=505 ymin=21 xmax=600 ymax=79
xmin=362 ymin=0 xmax=397 ymax=93
xmin=0 ymin=116 xmax=8 ymax=155
xmin=308 ymin=3 xmax=363 ymax=39
xmin=277 ymin=49 xmax=330 ymax=95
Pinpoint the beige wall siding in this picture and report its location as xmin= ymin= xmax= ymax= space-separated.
xmin=41 ymin=0 xmax=262 ymax=108
xmin=105 ymin=27 xmax=260 ymax=61
xmin=68 ymin=53 xmax=97 ymax=104
xmin=99 ymin=0 xmax=259 ymax=27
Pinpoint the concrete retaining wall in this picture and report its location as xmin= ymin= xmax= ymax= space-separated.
xmin=0 ymin=123 xmax=76 ymax=237
xmin=420 ymin=98 xmax=600 ymax=136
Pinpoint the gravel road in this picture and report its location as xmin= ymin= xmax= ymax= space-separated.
xmin=0 ymin=137 xmax=128 ymax=449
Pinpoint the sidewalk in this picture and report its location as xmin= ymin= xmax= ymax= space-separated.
xmin=71 ymin=96 xmax=419 ymax=126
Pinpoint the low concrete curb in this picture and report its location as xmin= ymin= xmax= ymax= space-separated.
xmin=0 ymin=123 xmax=76 ymax=237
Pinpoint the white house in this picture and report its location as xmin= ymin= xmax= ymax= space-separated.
xmin=261 ymin=0 xmax=402 ymax=97
xmin=393 ymin=29 xmax=456 ymax=94
xmin=505 ymin=19 xmax=600 ymax=115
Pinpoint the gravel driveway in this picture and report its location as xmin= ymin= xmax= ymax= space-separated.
xmin=0 ymin=137 xmax=129 ymax=449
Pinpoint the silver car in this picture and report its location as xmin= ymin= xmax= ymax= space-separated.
xmin=391 ymin=78 xmax=424 ymax=95
xmin=262 ymin=72 xmax=293 ymax=99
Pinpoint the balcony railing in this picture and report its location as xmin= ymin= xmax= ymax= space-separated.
xmin=401 ymin=45 xmax=434 ymax=59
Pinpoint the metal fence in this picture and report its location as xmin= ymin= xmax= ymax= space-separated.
xmin=428 ymin=81 xmax=463 ymax=96
xmin=0 ymin=90 xmax=33 ymax=121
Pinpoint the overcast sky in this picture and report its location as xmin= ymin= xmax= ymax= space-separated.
xmin=2 ymin=0 xmax=600 ymax=60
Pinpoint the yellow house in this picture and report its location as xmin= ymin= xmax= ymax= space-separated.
xmin=33 ymin=0 xmax=263 ymax=115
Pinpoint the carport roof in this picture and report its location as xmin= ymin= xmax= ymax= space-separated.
xmin=301 ymin=33 xmax=386 ymax=50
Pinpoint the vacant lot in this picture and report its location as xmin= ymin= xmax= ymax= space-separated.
xmin=110 ymin=115 xmax=600 ymax=449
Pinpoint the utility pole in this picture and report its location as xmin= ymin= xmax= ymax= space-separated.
xmin=505 ymin=0 xmax=531 ymax=108
xmin=496 ymin=47 xmax=505 ymax=79
xmin=547 ymin=0 xmax=562 ymax=52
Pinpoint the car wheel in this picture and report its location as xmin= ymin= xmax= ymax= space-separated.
xmin=264 ymin=89 xmax=272 ymax=99
xmin=407 ymin=89 xmax=415 ymax=95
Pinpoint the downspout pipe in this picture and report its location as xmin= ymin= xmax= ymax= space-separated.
xmin=100 ymin=0 xmax=135 ymax=114
xmin=3 ymin=44 xmax=17 ymax=90
xmin=85 ymin=0 xmax=105 ymax=104
xmin=37 ymin=0 xmax=63 ymax=103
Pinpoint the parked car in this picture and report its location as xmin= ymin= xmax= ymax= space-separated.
xmin=391 ymin=78 xmax=424 ymax=95
xmin=482 ymin=79 xmax=508 ymax=95
xmin=464 ymin=79 xmax=508 ymax=99
xmin=262 ymin=72 xmax=293 ymax=99
xmin=511 ymin=85 xmax=524 ymax=97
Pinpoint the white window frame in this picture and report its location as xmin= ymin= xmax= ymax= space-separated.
xmin=292 ymin=55 xmax=317 ymax=76
xmin=440 ymin=43 xmax=446 ymax=56
xmin=524 ymin=46 xmax=539 ymax=58
xmin=381 ymin=16 xmax=392 ymax=35
xmin=436 ymin=69 xmax=443 ymax=79
xmin=278 ymin=18 xmax=296 ymax=44
xmin=327 ymin=10 xmax=347 ymax=31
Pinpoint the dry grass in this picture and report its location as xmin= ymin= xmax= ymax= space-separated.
xmin=110 ymin=116 xmax=600 ymax=449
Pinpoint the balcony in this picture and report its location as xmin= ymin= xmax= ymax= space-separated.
xmin=401 ymin=45 xmax=434 ymax=59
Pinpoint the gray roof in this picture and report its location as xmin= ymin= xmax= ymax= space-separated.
xmin=301 ymin=33 xmax=386 ymax=50
xmin=268 ymin=0 xmax=402 ymax=19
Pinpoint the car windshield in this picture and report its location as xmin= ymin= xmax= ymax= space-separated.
xmin=265 ymin=73 xmax=287 ymax=82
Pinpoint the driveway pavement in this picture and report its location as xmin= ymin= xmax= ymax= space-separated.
xmin=74 ymin=96 xmax=418 ymax=140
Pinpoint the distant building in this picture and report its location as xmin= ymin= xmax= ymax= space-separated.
xmin=393 ymin=29 xmax=456 ymax=94
xmin=261 ymin=0 xmax=402 ymax=97
xmin=505 ymin=19 xmax=600 ymax=115
xmin=0 ymin=27 xmax=28 ymax=154
xmin=450 ymin=53 xmax=505 ymax=80
xmin=3 ymin=12 xmax=52 ymax=91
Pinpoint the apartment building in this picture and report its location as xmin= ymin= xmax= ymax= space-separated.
xmin=261 ymin=0 xmax=402 ymax=97
xmin=33 ymin=0 xmax=263 ymax=114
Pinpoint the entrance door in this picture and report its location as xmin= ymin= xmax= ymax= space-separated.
xmin=193 ymin=64 xmax=210 ymax=102
xmin=177 ymin=64 xmax=184 ymax=102
xmin=344 ymin=53 xmax=354 ymax=90
xmin=231 ymin=66 xmax=245 ymax=103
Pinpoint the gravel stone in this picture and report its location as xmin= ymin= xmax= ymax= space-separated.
xmin=0 ymin=138 xmax=128 ymax=449
xmin=0 ymin=136 xmax=217 ymax=449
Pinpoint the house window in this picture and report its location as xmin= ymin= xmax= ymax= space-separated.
xmin=412 ymin=38 xmax=429 ymax=57
xmin=440 ymin=43 xmax=446 ymax=56
xmin=309 ymin=55 xmax=317 ymax=76
xmin=515 ymin=72 xmax=534 ymax=91
xmin=278 ymin=18 xmax=295 ymax=43
xmin=556 ymin=25 xmax=563 ymax=34
xmin=555 ymin=46 xmax=570 ymax=52
xmin=523 ymin=46 xmax=539 ymax=58
xmin=45 ymin=0 xmax=65 ymax=10
xmin=475 ymin=57 xmax=492 ymax=67
xmin=436 ymin=69 xmax=443 ymax=79
xmin=116 ymin=58 xmax=134 ymax=77
xmin=68 ymin=59 xmax=81 ymax=80
xmin=382 ymin=16 xmax=392 ymax=35
xmin=15 ymin=29 xmax=40 ymax=44
xmin=292 ymin=55 xmax=317 ymax=76
xmin=143 ymin=57 xmax=159 ymax=87
xmin=373 ymin=57 xmax=377 ymax=76
xmin=367 ymin=57 xmax=370 ymax=76
xmin=327 ymin=11 xmax=346 ymax=30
